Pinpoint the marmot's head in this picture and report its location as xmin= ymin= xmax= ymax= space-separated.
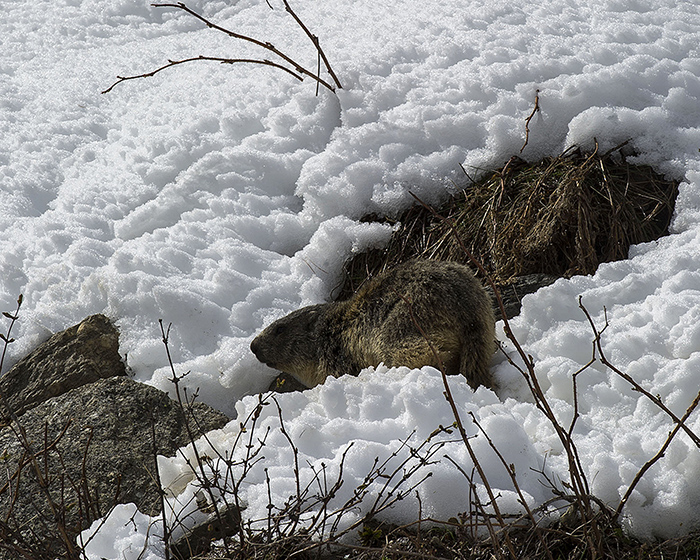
xmin=250 ymin=304 xmax=325 ymax=385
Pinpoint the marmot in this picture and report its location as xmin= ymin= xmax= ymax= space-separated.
xmin=250 ymin=259 xmax=497 ymax=390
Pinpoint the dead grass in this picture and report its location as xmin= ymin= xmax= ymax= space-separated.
xmin=194 ymin=516 xmax=700 ymax=560
xmin=337 ymin=142 xmax=679 ymax=299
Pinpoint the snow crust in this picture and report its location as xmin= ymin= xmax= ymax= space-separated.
xmin=1 ymin=0 xmax=700 ymax=556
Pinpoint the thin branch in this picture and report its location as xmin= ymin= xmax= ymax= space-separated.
xmin=281 ymin=0 xmax=342 ymax=89
xmin=615 ymin=386 xmax=700 ymax=520
xmin=520 ymin=89 xmax=540 ymax=154
xmin=0 ymin=294 xmax=22 ymax=375
xmin=158 ymin=319 xmax=231 ymax=556
xmin=0 ymin=295 xmax=78 ymax=557
xmin=399 ymin=293 xmax=515 ymax=559
xmin=102 ymin=56 xmax=303 ymax=94
xmin=578 ymin=298 xmax=700 ymax=448
xmin=151 ymin=415 xmax=171 ymax=560
xmin=102 ymin=2 xmax=339 ymax=94
xmin=469 ymin=411 xmax=554 ymax=560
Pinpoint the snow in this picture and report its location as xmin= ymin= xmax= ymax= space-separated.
xmin=1 ymin=0 xmax=700 ymax=556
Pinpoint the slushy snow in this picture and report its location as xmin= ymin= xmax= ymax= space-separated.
xmin=1 ymin=0 xmax=700 ymax=557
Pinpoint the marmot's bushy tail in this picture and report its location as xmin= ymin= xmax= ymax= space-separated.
xmin=459 ymin=325 xmax=497 ymax=390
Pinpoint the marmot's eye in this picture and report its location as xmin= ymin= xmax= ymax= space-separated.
xmin=273 ymin=324 xmax=287 ymax=336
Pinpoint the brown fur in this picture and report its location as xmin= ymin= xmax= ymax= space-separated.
xmin=250 ymin=259 xmax=497 ymax=390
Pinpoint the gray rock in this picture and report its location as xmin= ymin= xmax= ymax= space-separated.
xmin=171 ymin=503 xmax=241 ymax=560
xmin=0 ymin=313 xmax=231 ymax=559
xmin=489 ymin=273 xmax=559 ymax=320
xmin=0 ymin=314 xmax=127 ymax=418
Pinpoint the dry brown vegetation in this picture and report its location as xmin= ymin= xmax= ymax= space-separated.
xmin=338 ymin=141 xmax=679 ymax=299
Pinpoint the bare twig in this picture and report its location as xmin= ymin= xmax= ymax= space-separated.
xmin=102 ymin=56 xmax=303 ymax=94
xmin=469 ymin=411 xmax=554 ymax=560
xmin=520 ymin=89 xmax=540 ymax=153
xmin=615 ymin=387 xmax=700 ymax=520
xmin=104 ymin=2 xmax=339 ymax=94
xmin=280 ymin=0 xmax=342 ymax=89
xmin=399 ymin=293 xmax=516 ymax=558
xmin=578 ymin=299 xmax=700 ymax=448
xmin=0 ymin=295 xmax=79 ymax=558
xmin=575 ymin=300 xmax=700 ymax=520
xmin=149 ymin=415 xmax=170 ymax=560
xmin=443 ymin=454 xmax=503 ymax=548
xmin=0 ymin=294 xmax=22 ymax=375
xmin=159 ymin=319 xmax=232 ymax=556
xmin=569 ymin=354 xmax=598 ymax=440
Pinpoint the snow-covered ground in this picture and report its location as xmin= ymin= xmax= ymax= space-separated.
xmin=2 ymin=0 xmax=700 ymax=557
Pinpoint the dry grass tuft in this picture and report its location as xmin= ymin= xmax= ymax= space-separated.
xmin=338 ymin=142 xmax=679 ymax=298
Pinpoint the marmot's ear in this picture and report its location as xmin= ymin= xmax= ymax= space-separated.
xmin=305 ymin=312 xmax=320 ymax=329
xmin=305 ymin=307 xmax=324 ymax=331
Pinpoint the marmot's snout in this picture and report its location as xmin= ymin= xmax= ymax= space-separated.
xmin=250 ymin=337 xmax=272 ymax=366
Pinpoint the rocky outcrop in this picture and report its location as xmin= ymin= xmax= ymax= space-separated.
xmin=0 ymin=314 xmax=127 ymax=418
xmin=0 ymin=315 xmax=230 ymax=559
xmin=490 ymin=273 xmax=559 ymax=320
